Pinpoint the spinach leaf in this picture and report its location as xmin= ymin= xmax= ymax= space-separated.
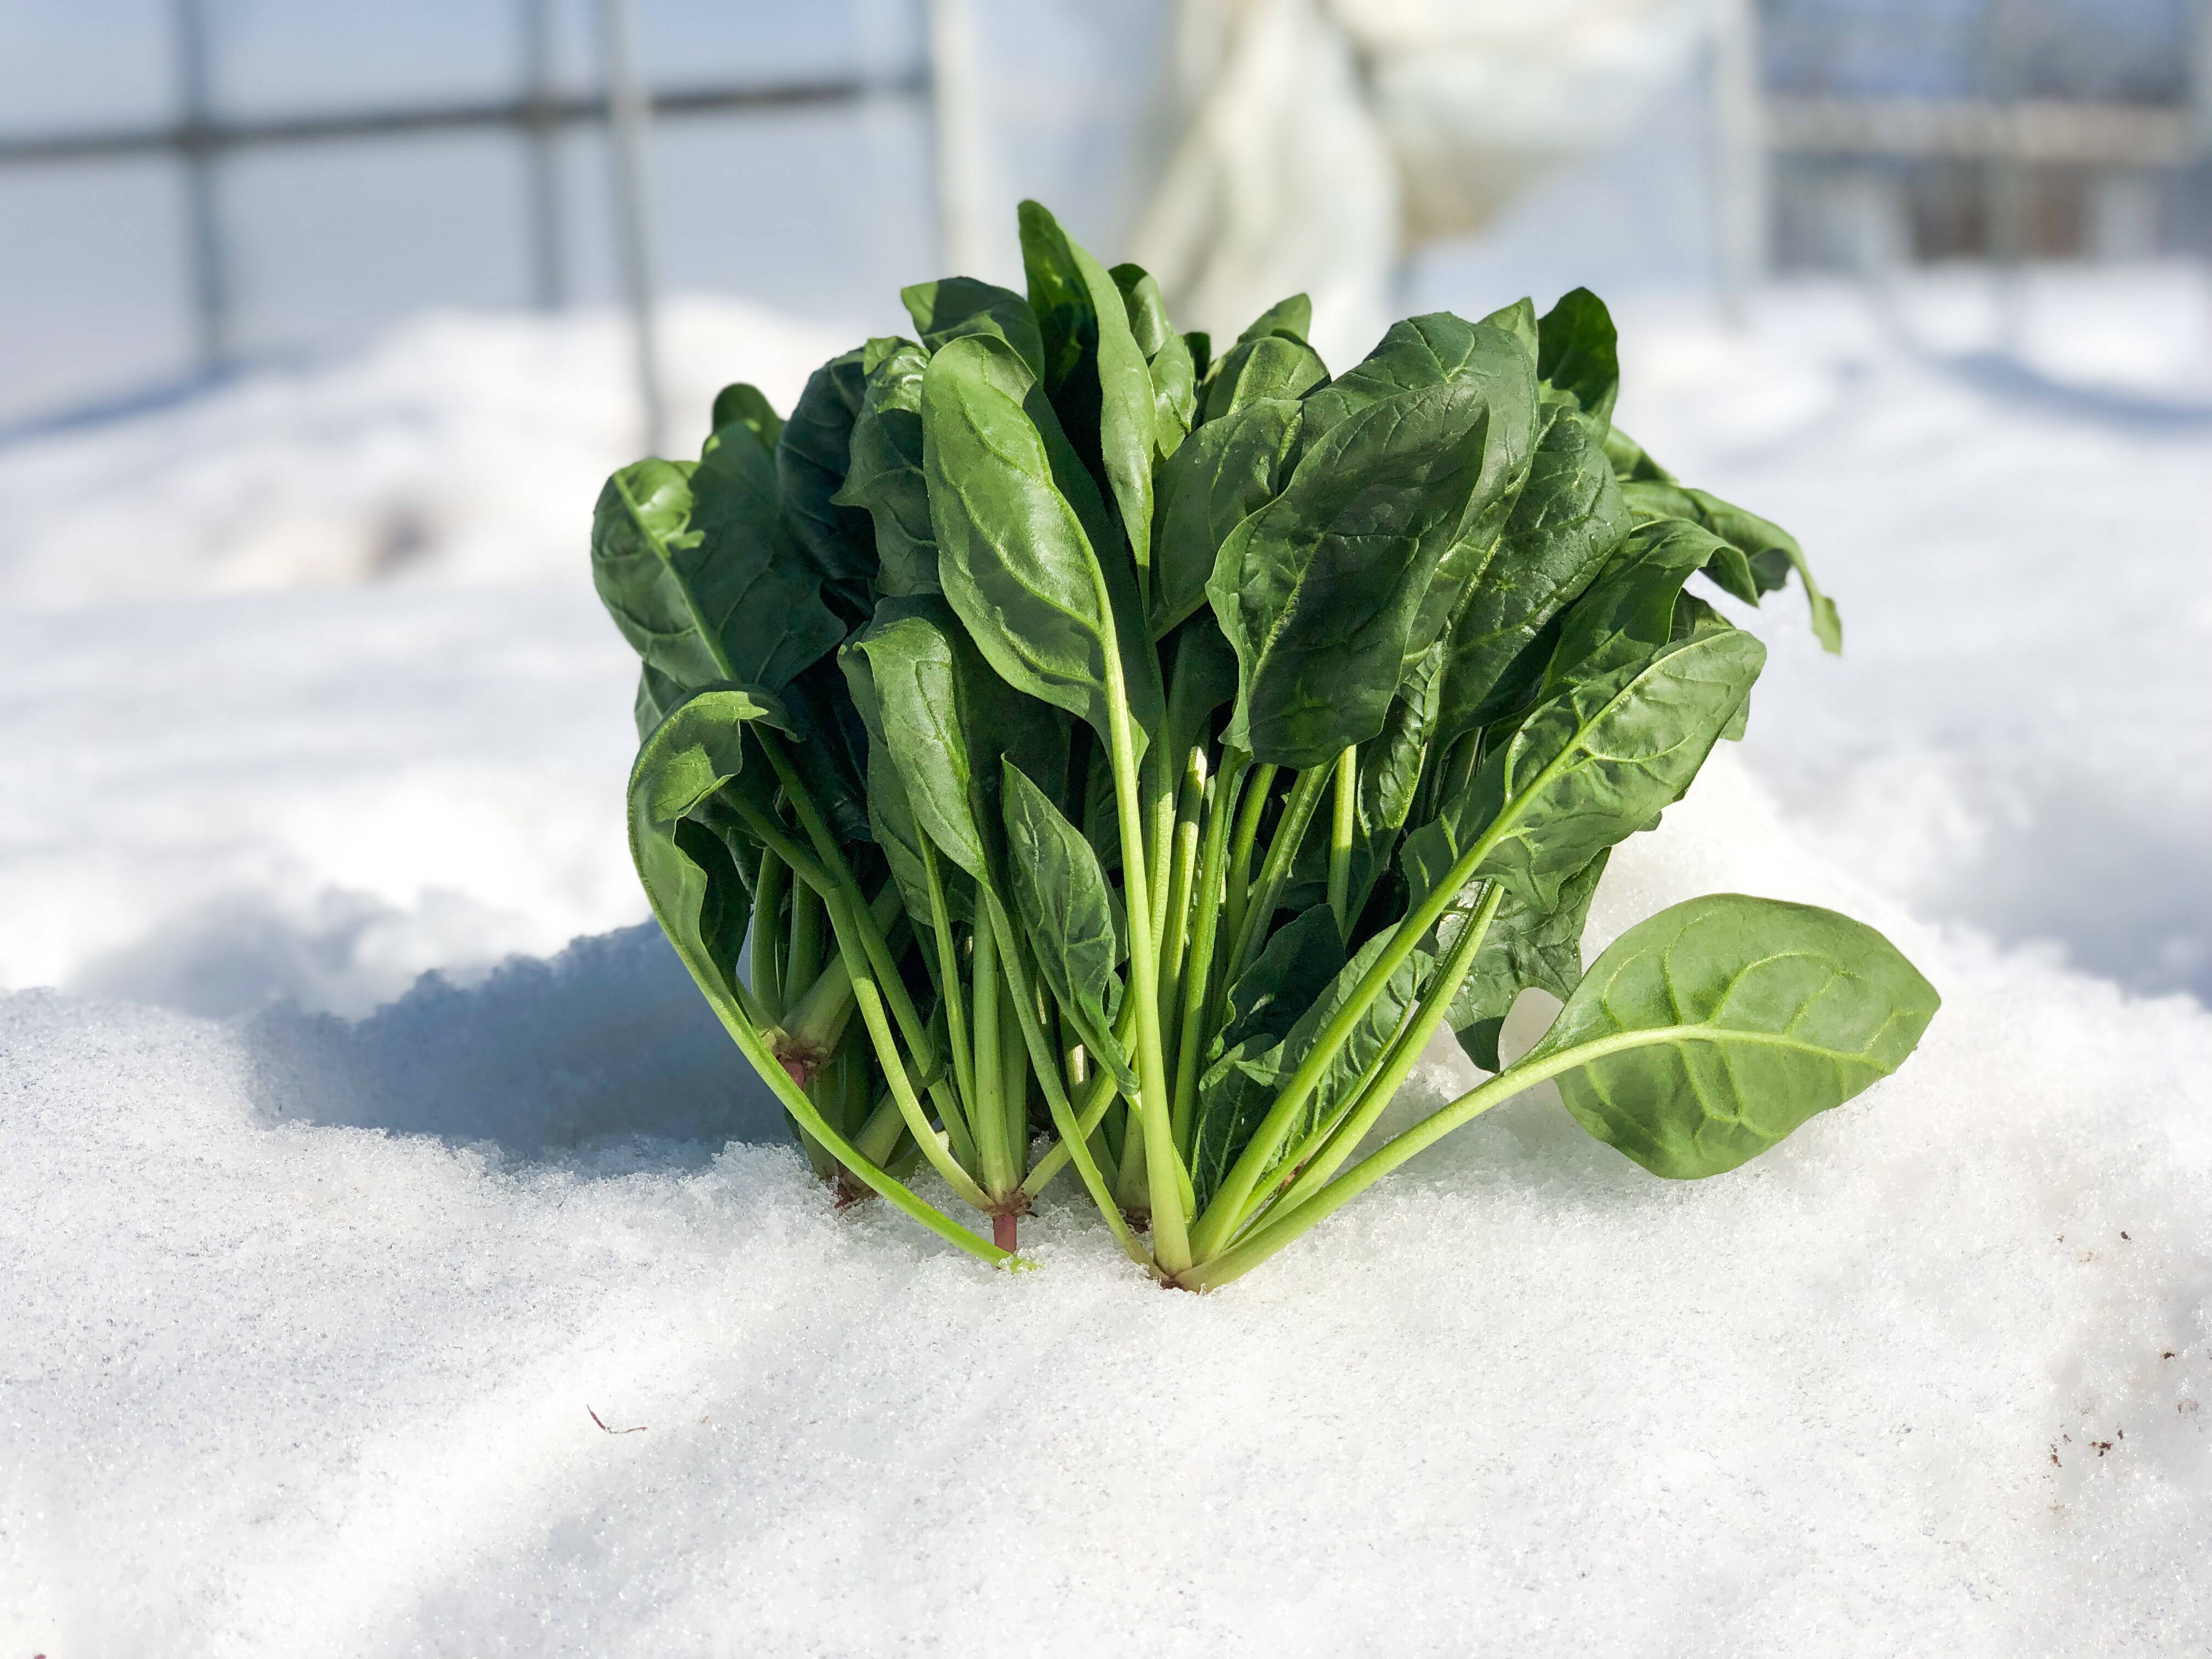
xmin=900 ymin=276 xmax=1046 ymax=379
xmin=1148 ymin=396 xmax=1302 ymax=639
xmin=833 ymin=338 xmax=939 ymax=596
xmin=708 ymin=382 xmax=783 ymax=453
xmin=1211 ymin=378 xmax=1502 ymax=768
xmin=1001 ymin=760 xmax=1138 ymax=1093
xmin=1019 ymin=201 xmax=1158 ymax=582
xmin=921 ymin=334 xmax=1164 ymax=760
xmin=842 ymin=594 xmax=1065 ymax=887
xmin=627 ymin=685 xmax=792 ymax=1019
xmin=1618 ymin=469 xmax=1841 ymax=653
xmin=1405 ymin=627 xmax=1764 ymax=913
xmin=1111 ymin=262 xmax=1197 ymax=458
xmin=1530 ymin=893 xmax=1939 ymax=1177
xmin=776 ymin=347 xmax=877 ymax=600
xmin=590 ymin=436 xmax=843 ymax=697
xmin=1534 ymin=286 xmax=1620 ymax=425
xmin=1543 ymin=517 xmax=1731 ymax=689
xmin=1239 ymin=293 xmax=1313 ymax=343
xmin=1444 ymin=849 xmax=1610 ymax=1050
xmin=1199 ymin=335 xmax=1330 ymax=424
xmin=1431 ymin=402 xmax=1632 ymax=751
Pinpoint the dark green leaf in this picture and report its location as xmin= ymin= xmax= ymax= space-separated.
xmin=1238 ymin=293 xmax=1312 ymax=343
xmin=1405 ymin=627 xmax=1764 ymax=913
xmin=1445 ymin=849 xmax=1610 ymax=1037
xmin=1535 ymin=287 xmax=1620 ymax=425
xmin=590 ymin=441 xmax=844 ymax=696
xmin=1477 ymin=297 xmax=1538 ymax=361
xmin=1199 ymin=335 xmax=1330 ymax=425
xmin=1544 ymin=517 xmax=1731 ymax=689
xmin=1528 ymin=893 xmax=1939 ymax=1177
xmin=1432 ymin=403 xmax=1632 ymax=750
xmin=833 ymin=339 xmax=939 ymax=595
xmin=1301 ymin=311 xmax=1533 ymax=440
xmin=1618 ymin=475 xmax=1839 ymax=653
xmin=920 ymin=333 xmax=1164 ymax=759
xmin=900 ymin=276 xmax=1046 ymax=380
xmin=1193 ymin=919 xmax=1436 ymax=1209
xmin=776 ymin=652 xmax=873 ymax=845
xmin=1017 ymin=202 xmax=1159 ymax=586
xmin=627 ymin=686 xmax=792 ymax=1019
xmin=1149 ymin=396 xmax=1302 ymax=638
xmin=776 ymin=348 xmax=877 ymax=591
xmin=708 ymin=382 xmax=783 ymax=453
xmin=1001 ymin=760 xmax=1138 ymax=1093
xmin=1211 ymin=379 xmax=1502 ymax=768
xmin=841 ymin=594 xmax=1066 ymax=887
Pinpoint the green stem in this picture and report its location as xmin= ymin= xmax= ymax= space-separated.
xmin=1219 ymin=761 xmax=1277 ymax=978
xmin=1327 ymin=744 xmax=1357 ymax=939
xmin=1171 ymin=751 xmax=1246 ymax=1153
xmin=1183 ymin=1019 xmax=1710 ymax=1289
xmin=679 ymin=946 xmax=1008 ymax=1268
xmin=1103 ymin=673 xmax=1190 ymax=1272
xmin=969 ymin=899 xmax=1012 ymax=1194
xmin=998 ymin=968 xmax=1032 ymax=1178
xmin=829 ymin=891 xmax=994 ymax=1211
xmin=1251 ymin=883 xmax=1504 ymax=1231
xmin=983 ymin=893 xmax=1151 ymax=1268
xmin=1224 ymin=761 xmax=1330 ymax=989
xmin=753 ymin=846 xmax=787 ymax=1019
xmin=917 ymin=836 xmax=981 ymax=1174
xmin=1019 ymin=997 xmax=1137 ymax=1196
xmin=1188 ymin=804 xmax=1520 ymax=1262
xmin=1154 ymin=747 xmax=1209 ymax=1123
xmin=787 ymin=878 xmax=823 ymax=1012
xmin=853 ymin=1086 xmax=907 ymax=1167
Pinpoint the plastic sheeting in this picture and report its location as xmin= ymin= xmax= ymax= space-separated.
xmin=1130 ymin=0 xmax=1713 ymax=362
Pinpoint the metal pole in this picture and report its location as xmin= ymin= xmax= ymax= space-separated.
xmin=173 ymin=0 xmax=229 ymax=367
xmin=1708 ymin=0 xmax=1768 ymax=328
xmin=520 ymin=0 xmax=566 ymax=311
xmin=926 ymin=0 xmax=992 ymax=277
xmin=596 ymin=0 xmax=664 ymax=455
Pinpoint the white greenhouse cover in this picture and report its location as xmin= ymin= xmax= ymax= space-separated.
xmin=1130 ymin=0 xmax=1712 ymax=360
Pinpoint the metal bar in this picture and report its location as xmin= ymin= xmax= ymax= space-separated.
xmin=173 ymin=0 xmax=228 ymax=365
xmin=596 ymin=0 xmax=663 ymax=457
xmin=0 ymin=74 xmax=925 ymax=168
xmin=1765 ymin=97 xmax=2196 ymax=167
xmin=518 ymin=0 xmax=565 ymax=310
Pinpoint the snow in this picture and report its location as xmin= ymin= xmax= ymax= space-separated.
xmin=3 ymin=267 xmax=2210 ymax=1652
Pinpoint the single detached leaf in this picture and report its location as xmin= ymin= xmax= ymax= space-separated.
xmin=1001 ymin=759 xmax=1137 ymax=1094
xmin=1432 ymin=403 xmax=1632 ymax=751
xmin=590 ymin=441 xmax=844 ymax=697
xmin=901 ymin=276 xmax=1046 ymax=380
xmin=1149 ymin=396 xmax=1303 ymax=638
xmin=842 ymin=594 xmax=1065 ymax=886
xmin=833 ymin=338 xmax=939 ymax=595
xmin=1535 ymin=287 xmax=1620 ymax=425
xmin=1406 ymin=627 xmax=1764 ymax=914
xmin=776 ymin=347 xmax=877 ymax=592
xmin=921 ymin=333 xmax=1163 ymax=759
xmin=1211 ymin=378 xmax=1500 ymax=769
xmin=1528 ymin=893 xmax=1939 ymax=1177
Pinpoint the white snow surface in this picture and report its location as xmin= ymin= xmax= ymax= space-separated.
xmin=4 ymin=267 xmax=2211 ymax=1652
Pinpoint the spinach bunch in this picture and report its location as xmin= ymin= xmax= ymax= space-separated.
xmin=592 ymin=201 xmax=1937 ymax=1288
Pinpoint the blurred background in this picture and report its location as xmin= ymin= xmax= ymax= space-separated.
xmin=1 ymin=1 xmax=2207 ymax=1138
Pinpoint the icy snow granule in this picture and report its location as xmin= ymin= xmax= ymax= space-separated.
xmin=4 ymin=755 xmax=2208 ymax=1657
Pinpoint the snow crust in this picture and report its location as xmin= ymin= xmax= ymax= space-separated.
xmin=4 ymin=268 xmax=2210 ymax=1651
xmin=5 ymin=757 xmax=2209 ymax=1655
